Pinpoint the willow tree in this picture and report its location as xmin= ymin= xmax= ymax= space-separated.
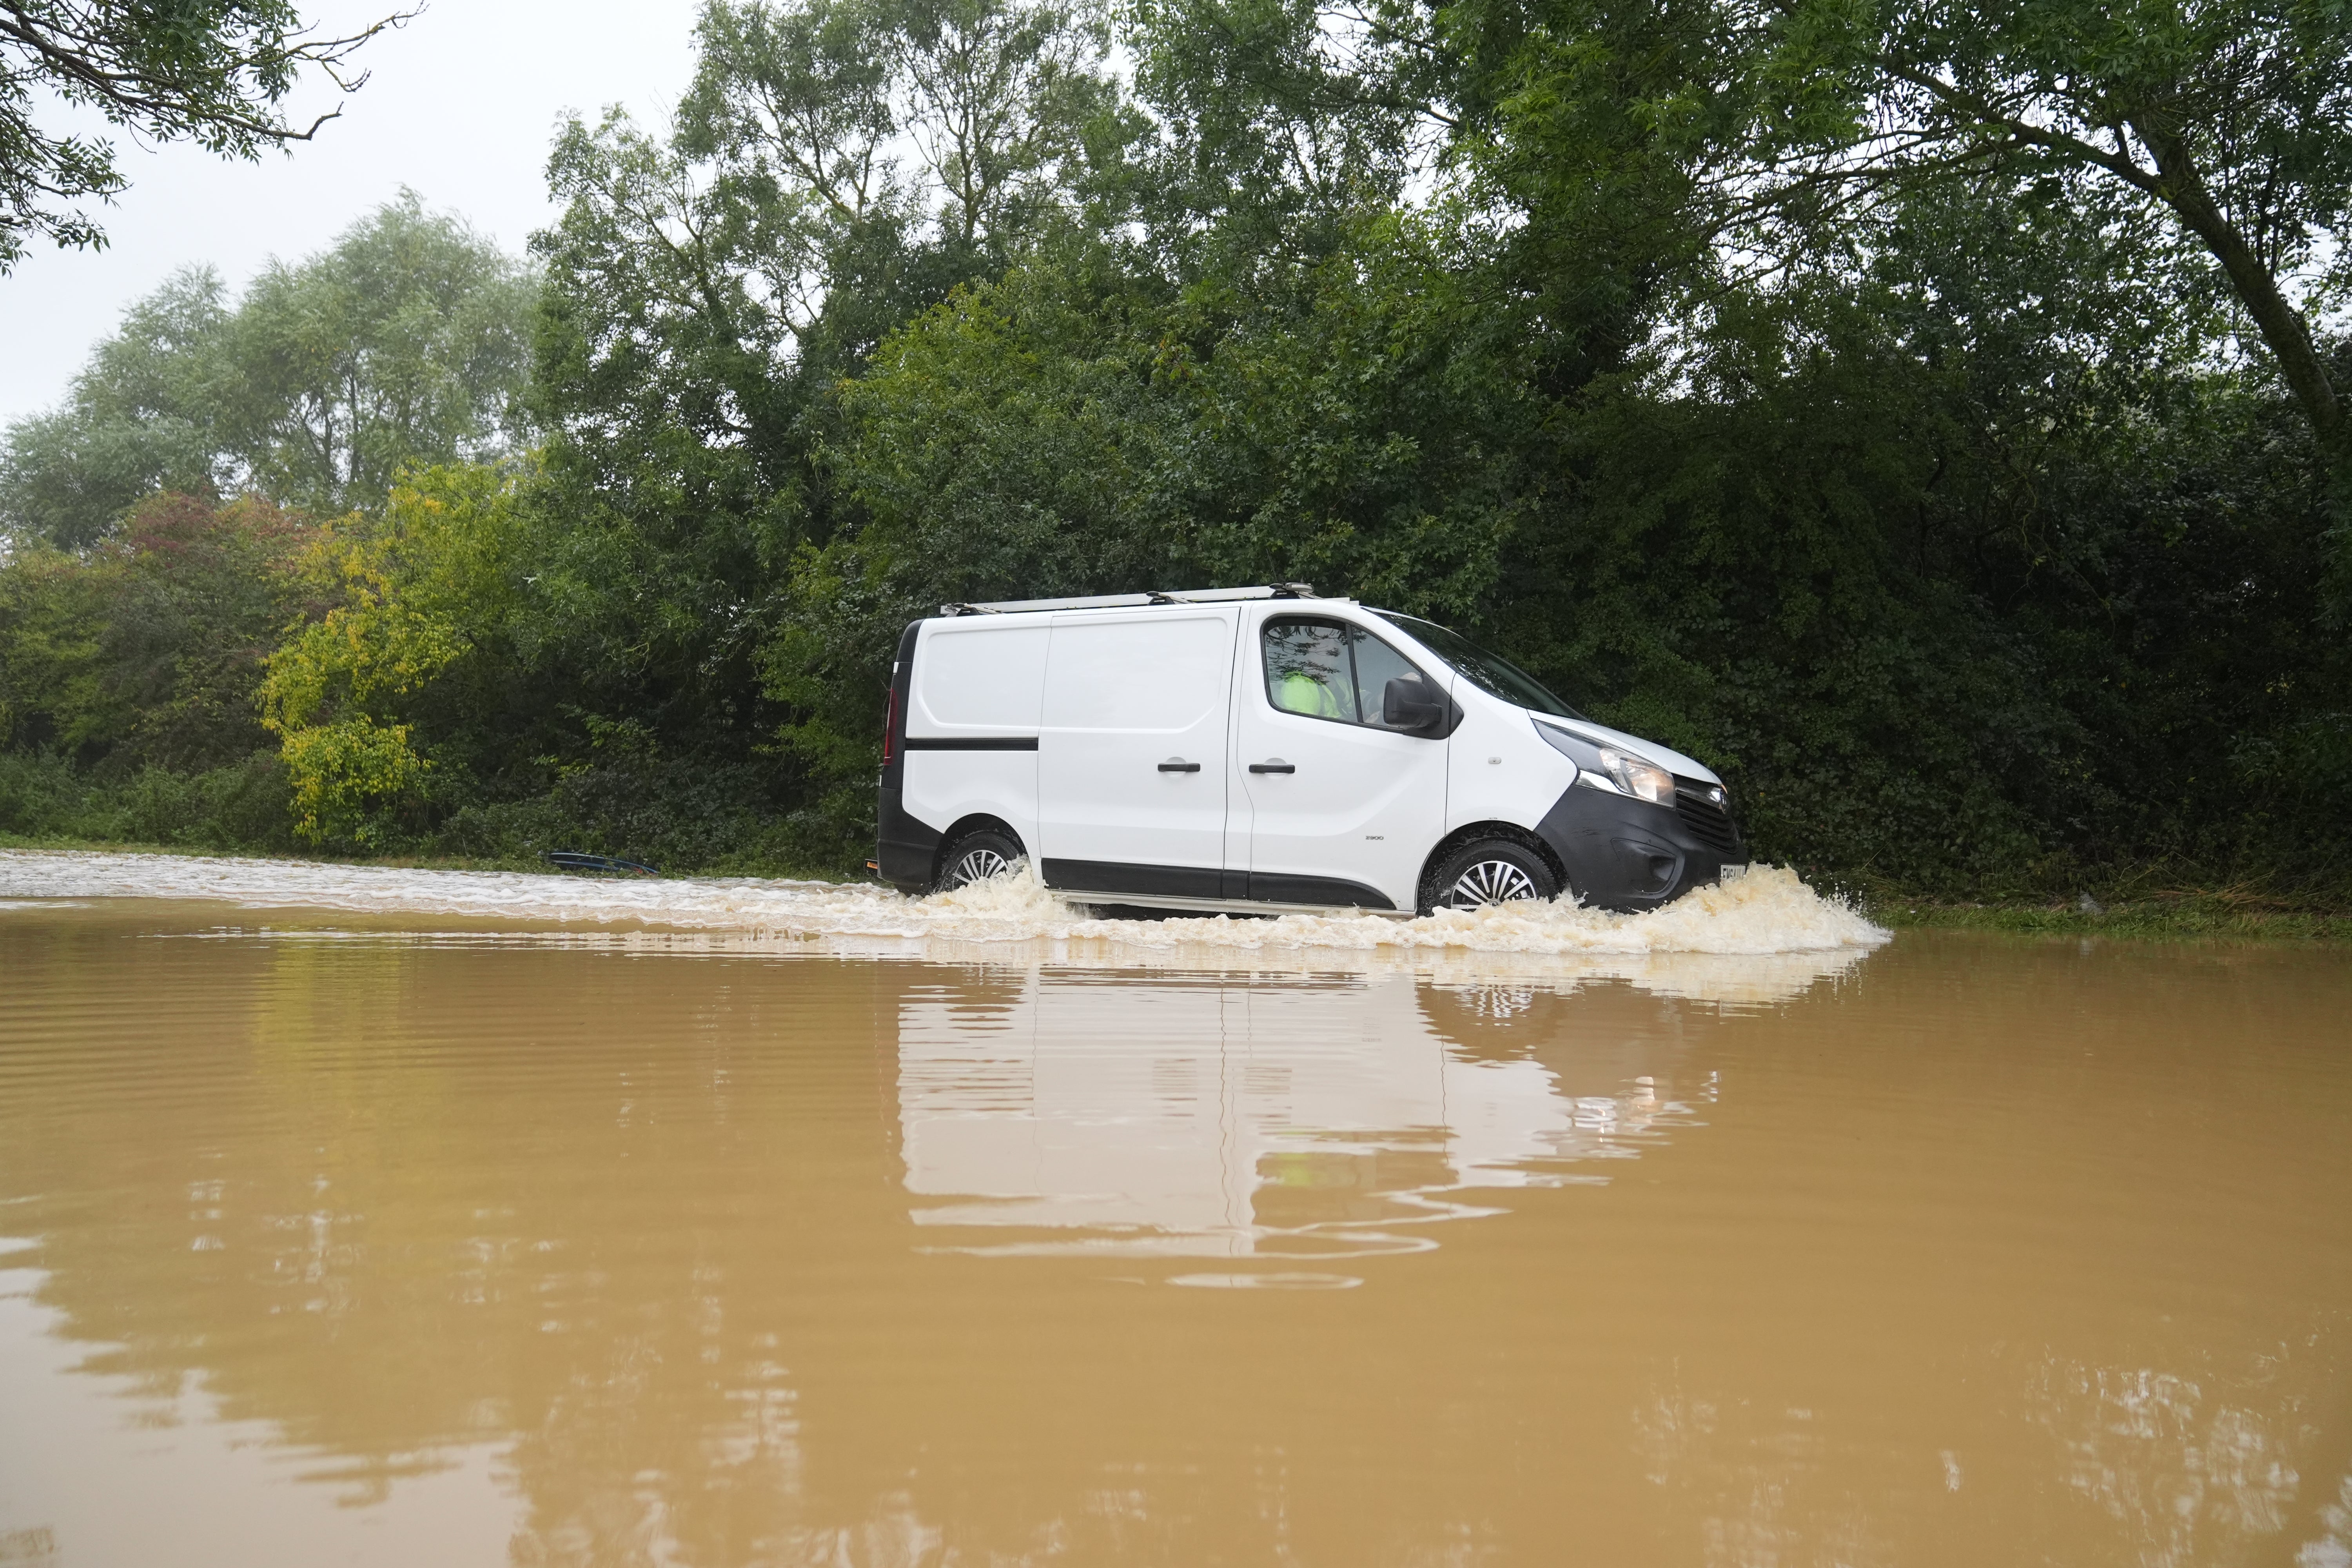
xmin=0 ymin=192 xmax=535 ymax=544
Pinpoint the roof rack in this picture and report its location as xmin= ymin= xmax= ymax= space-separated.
xmin=940 ymin=584 xmax=1322 ymax=616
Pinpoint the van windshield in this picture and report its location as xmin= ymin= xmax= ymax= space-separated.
xmin=1372 ymin=613 xmax=1585 ymax=720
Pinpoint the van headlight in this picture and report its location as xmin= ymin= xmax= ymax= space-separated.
xmin=1598 ymin=746 xmax=1676 ymax=806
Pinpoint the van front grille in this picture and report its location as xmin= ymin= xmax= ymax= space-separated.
xmin=1671 ymin=778 xmax=1742 ymax=857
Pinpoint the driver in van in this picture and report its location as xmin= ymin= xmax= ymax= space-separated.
xmin=1274 ymin=666 xmax=1347 ymax=719
xmin=1267 ymin=621 xmax=1354 ymax=720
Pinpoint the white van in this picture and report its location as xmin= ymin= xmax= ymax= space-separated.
xmin=874 ymin=586 xmax=1744 ymax=915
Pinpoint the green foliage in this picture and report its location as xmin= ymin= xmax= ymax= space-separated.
xmin=0 ymin=269 xmax=233 ymax=548
xmin=0 ymin=748 xmax=299 ymax=851
xmin=799 ymin=160 xmax=2350 ymax=893
xmin=0 ymin=0 xmax=402 ymax=269
xmin=0 ymin=491 xmax=317 ymax=768
xmin=430 ymin=756 xmax=817 ymax=873
xmin=270 ymin=717 xmax=432 ymax=850
xmin=258 ymin=464 xmax=526 ymax=848
xmin=0 ymin=194 xmax=534 ymax=544
xmin=227 ymin=193 xmax=537 ymax=514
xmin=1124 ymin=0 xmax=1434 ymax=272
xmin=1450 ymin=0 xmax=2352 ymax=573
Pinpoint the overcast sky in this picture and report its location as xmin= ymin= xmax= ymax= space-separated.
xmin=0 ymin=0 xmax=704 ymax=426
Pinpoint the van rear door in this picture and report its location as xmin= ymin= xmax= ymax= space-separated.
xmin=900 ymin=617 xmax=1052 ymax=869
xmin=1036 ymin=608 xmax=1240 ymax=899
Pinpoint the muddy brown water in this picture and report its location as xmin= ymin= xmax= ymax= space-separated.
xmin=0 ymin=898 xmax=2348 ymax=1567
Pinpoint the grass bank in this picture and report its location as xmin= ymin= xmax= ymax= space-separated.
xmin=1864 ymin=894 xmax=2352 ymax=942
xmin=0 ymin=829 xmax=845 ymax=882
xmin=0 ymin=750 xmax=854 ymax=880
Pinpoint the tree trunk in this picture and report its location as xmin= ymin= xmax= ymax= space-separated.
xmin=2131 ymin=116 xmax=2352 ymax=489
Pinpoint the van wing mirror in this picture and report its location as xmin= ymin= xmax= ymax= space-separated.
xmin=1383 ymin=676 xmax=1447 ymax=734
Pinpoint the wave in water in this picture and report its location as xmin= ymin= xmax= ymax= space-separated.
xmin=0 ymin=850 xmax=1887 ymax=994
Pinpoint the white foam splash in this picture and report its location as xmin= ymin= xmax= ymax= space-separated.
xmin=926 ymin=858 xmax=1886 ymax=955
xmin=0 ymin=849 xmax=1888 ymax=997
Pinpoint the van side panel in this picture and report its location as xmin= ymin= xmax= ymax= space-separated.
xmin=897 ymin=619 xmax=1047 ymax=875
xmin=910 ymin=622 xmax=1049 ymax=736
xmin=903 ymin=750 xmax=1038 ymax=859
xmin=1036 ymin=610 xmax=1237 ymax=889
xmin=1443 ymin=694 xmax=1578 ymax=840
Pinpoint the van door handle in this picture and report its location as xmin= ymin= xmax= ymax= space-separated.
xmin=1158 ymin=759 xmax=1201 ymax=773
xmin=1249 ymin=760 xmax=1296 ymax=774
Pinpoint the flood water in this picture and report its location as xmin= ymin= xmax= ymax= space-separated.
xmin=1 ymin=855 xmax=2349 ymax=1567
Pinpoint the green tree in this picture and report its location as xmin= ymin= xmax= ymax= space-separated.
xmin=1125 ymin=0 xmax=1445 ymax=274
xmin=258 ymin=465 xmax=523 ymax=848
xmin=1757 ymin=0 xmax=2352 ymax=498
xmin=535 ymin=0 xmax=1138 ymax=482
xmin=0 ymin=490 xmax=317 ymax=768
xmin=226 ymin=191 xmax=536 ymax=514
xmin=520 ymin=0 xmax=1140 ymax=791
xmin=0 ymin=0 xmax=406 ymax=268
xmin=0 ymin=266 xmax=232 ymax=547
xmin=0 ymin=192 xmax=535 ymax=545
xmin=1453 ymin=0 xmax=2352 ymax=550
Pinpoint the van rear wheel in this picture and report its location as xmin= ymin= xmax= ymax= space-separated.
xmin=935 ymin=827 xmax=1025 ymax=893
xmin=1424 ymin=838 xmax=1559 ymax=915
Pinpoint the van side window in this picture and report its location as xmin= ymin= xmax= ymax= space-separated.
xmin=1348 ymin=630 xmax=1425 ymax=728
xmin=1262 ymin=617 xmax=1437 ymax=732
xmin=1264 ymin=619 xmax=1354 ymax=719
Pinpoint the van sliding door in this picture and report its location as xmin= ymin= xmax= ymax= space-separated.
xmin=1036 ymin=609 xmax=1240 ymax=898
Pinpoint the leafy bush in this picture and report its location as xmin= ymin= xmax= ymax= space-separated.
xmin=0 ymin=750 xmax=298 ymax=852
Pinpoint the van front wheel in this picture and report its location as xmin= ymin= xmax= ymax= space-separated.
xmin=935 ymin=828 xmax=1026 ymax=893
xmin=1423 ymin=838 xmax=1559 ymax=915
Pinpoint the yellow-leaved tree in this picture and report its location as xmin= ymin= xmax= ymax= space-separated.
xmin=260 ymin=464 xmax=526 ymax=849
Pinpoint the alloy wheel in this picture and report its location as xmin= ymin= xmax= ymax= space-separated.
xmin=947 ymin=848 xmax=1011 ymax=887
xmin=1445 ymin=858 xmax=1540 ymax=907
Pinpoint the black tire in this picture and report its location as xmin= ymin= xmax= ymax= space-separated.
xmin=1421 ymin=837 xmax=1561 ymax=915
xmin=934 ymin=827 xmax=1027 ymax=893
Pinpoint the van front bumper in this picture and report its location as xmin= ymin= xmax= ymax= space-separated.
xmin=1532 ymin=782 xmax=1744 ymax=914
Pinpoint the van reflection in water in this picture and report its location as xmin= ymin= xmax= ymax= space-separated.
xmin=897 ymin=969 xmax=1749 ymax=1261
xmin=5 ymin=902 xmax=2347 ymax=1568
